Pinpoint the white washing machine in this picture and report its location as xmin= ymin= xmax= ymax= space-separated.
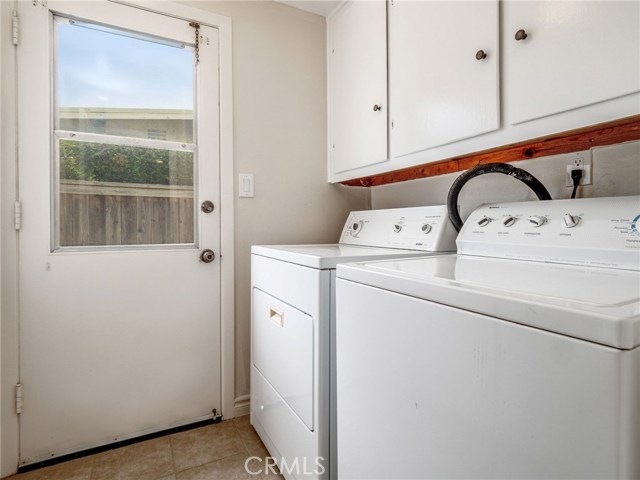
xmin=250 ymin=206 xmax=457 ymax=479
xmin=336 ymin=195 xmax=640 ymax=479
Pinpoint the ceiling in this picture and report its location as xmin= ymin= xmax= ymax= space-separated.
xmin=277 ymin=0 xmax=341 ymax=16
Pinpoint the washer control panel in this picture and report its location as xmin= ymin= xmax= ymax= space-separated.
xmin=458 ymin=195 xmax=640 ymax=270
xmin=340 ymin=205 xmax=457 ymax=252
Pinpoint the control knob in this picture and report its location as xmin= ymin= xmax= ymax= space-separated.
xmin=351 ymin=220 xmax=364 ymax=236
xmin=394 ymin=224 xmax=403 ymax=233
xmin=502 ymin=216 xmax=516 ymax=227
xmin=563 ymin=213 xmax=579 ymax=228
xmin=477 ymin=216 xmax=491 ymax=227
xmin=421 ymin=224 xmax=432 ymax=234
xmin=528 ymin=215 xmax=546 ymax=227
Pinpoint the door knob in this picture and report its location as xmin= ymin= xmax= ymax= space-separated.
xmin=201 ymin=200 xmax=214 ymax=213
xmin=200 ymin=249 xmax=215 ymax=263
xmin=515 ymin=29 xmax=528 ymax=41
xmin=475 ymin=50 xmax=487 ymax=60
xmin=373 ymin=104 xmax=382 ymax=112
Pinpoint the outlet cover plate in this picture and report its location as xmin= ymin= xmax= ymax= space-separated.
xmin=565 ymin=151 xmax=593 ymax=187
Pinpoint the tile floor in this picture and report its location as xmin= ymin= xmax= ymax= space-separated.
xmin=6 ymin=416 xmax=282 ymax=480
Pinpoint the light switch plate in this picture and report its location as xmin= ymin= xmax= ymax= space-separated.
xmin=239 ymin=173 xmax=254 ymax=197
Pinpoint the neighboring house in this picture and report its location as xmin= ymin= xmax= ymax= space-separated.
xmin=58 ymin=107 xmax=194 ymax=143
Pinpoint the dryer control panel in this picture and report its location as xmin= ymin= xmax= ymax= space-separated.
xmin=340 ymin=205 xmax=457 ymax=252
xmin=458 ymin=195 xmax=640 ymax=270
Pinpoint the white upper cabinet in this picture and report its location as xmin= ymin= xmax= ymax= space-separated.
xmin=505 ymin=1 xmax=640 ymax=125
xmin=328 ymin=1 xmax=388 ymax=175
xmin=327 ymin=0 xmax=640 ymax=183
xmin=389 ymin=1 xmax=500 ymax=158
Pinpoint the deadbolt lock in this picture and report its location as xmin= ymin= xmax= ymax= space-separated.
xmin=200 ymin=249 xmax=215 ymax=263
xmin=201 ymin=200 xmax=214 ymax=213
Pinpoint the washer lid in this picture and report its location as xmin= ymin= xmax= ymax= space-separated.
xmin=251 ymin=244 xmax=449 ymax=270
xmin=337 ymin=255 xmax=640 ymax=349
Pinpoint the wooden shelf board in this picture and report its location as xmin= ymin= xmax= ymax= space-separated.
xmin=339 ymin=115 xmax=640 ymax=187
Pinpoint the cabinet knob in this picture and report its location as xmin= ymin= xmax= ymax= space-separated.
xmin=515 ymin=29 xmax=528 ymax=41
xmin=373 ymin=104 xmax=382 ymax=112
xmin=475 ymin=50 xmax=487 ymax=60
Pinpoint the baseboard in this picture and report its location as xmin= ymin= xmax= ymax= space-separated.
xmin=234 ymin=394 xmax=250 ymax=417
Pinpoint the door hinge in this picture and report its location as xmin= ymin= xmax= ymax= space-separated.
xmin=15 ymin=384 xmax=23 ymax=414
xmin=14 ymin=201 xmax=22 ymax=230
xmin=12 ymin=11 xmax=18 ymax=47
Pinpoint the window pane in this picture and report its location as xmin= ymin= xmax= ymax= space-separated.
xmin=58 ymin=140 xmax=195 ymax=247
xmin=55 ymin=18 xmax=194 ymax=143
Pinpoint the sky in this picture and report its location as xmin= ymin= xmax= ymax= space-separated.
xmin=57 ymin=20 xmax=194 ymax=110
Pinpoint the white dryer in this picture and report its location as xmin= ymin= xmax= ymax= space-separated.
xmin=250 ymin=206 xmax=457 ymax=479
xmin=336 ymin=195 xmax=640 ymax=479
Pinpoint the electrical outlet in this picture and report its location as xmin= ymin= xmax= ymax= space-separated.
xmin=565 ymin=152 xmax=592 ymax=187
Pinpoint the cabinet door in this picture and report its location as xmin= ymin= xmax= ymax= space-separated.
xmin=505 ymin=1 xmax=640 ymax=125
xmin=389 ymin=1 xmax=499 ymax=159
xmin=328 ymin=0 xmax=388 ymax=176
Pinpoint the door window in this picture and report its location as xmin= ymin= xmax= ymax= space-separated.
xmin=54 ymin=16 xmax=197 ymax=248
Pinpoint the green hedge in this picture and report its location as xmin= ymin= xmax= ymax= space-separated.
xmin=60 ymin=140 xmax=194 ymax=186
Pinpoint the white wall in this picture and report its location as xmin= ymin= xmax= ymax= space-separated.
xmin=372 ymin=141 xmax=640 ymax=216
xmin=181 ymin=1 xmax=369 ymax=407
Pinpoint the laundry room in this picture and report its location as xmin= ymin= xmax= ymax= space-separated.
xmin=0 ymin=0 xmax=638 ymax=479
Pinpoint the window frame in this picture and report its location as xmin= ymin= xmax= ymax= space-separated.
xmin=51 ymin=13 xmax=200 ymax=252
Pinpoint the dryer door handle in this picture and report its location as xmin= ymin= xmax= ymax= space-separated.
xmin=270 ymin=308 xmax=284 ymax=327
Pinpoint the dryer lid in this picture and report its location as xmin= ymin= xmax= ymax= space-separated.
xmin=251 ymin=244 xmax=448 ymax=269
xmin=251 ymin=205 xmax=458 ymax=269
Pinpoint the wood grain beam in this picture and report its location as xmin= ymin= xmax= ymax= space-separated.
xmin=340 ymin=115 xmax=640 ymax=187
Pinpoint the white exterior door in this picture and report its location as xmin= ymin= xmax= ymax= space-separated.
xmin=17 ymin=1 xmax=222 ymax=465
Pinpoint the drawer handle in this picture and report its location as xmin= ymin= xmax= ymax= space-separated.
xmin=270 ymin=308 xmax=284 ymax=327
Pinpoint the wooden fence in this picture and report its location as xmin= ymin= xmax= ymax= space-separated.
xmin=59 ymin=180 xmax=194 ymax=247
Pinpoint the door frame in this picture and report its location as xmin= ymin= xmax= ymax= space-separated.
xmin=0 ymin=1 xmax=234 ymax=475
